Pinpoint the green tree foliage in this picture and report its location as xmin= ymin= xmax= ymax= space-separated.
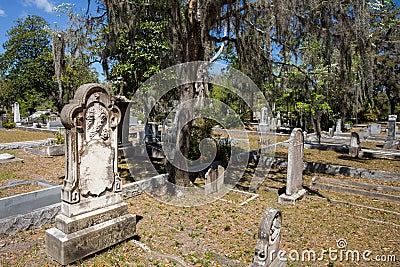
xmin=0 ymin=15 xmax=57 ymax=112
xmin=370 ymin=0 xmax=400 ymax=116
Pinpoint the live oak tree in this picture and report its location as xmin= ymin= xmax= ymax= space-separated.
xmin=85 ymin=0 xmax=399 ymax=187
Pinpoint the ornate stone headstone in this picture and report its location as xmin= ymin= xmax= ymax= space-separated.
xmin=253 ymin=208 xmax=285 ymax=267
xmin=349 ymin=132 xmax=361 ymax=157
xmin=278 ymin=128 xmax=307 ymax=204
xmin=13 ymin=102 xmax=21 ymax=126
xmin=384 ymin=115 xmax=399 ymax=149
xmin=205 ymin=165 xmax=225 ymax=195
xmin=45 ymin=84 xmax=136 ymax=265
xmin=335 ymin=119 xmax=342 ymax=134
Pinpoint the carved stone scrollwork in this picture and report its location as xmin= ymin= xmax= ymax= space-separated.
xmin=253 ymin=208 xmax=282 ymax=267
xmin=60 ymin=83 xmax=121 ymax=203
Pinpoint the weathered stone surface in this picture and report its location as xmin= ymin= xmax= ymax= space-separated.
xmin=335 ymin=119 xmax=342 ymax=133
xmin=384 ymin=115 xmax=398 ymax=149
xmin=0 ymin=153 xmax=15 ymax=160
xmin=46 ymin=213 xmax=136 ymax=265
xmin=368 ymin=123 xmax=381 ymax=135
xmin=311 ymin=177 xmax=400 ymax=203
xmin=0 ymin=186 xmax=62 ymax=219
xmin=13 ymin=102 xmax=21 ymax=125
xmin=278 ymin=189 xmax=307 ymax=205
xmin=46 ymin=144 xmax=65 ymax=156
xmin=205 ymin=165 xmax=225 ymax=195
xmin=0 ymin=139 xmax=54 ymax=150
xmin=349 ymin=132 xmax=361 ymax=157
xmin=253 ymin=207 xmax=286 ymax=267
xmin=56 ymin=202 xmax=130 ymax=234
xmin=279 ymin=128 xmax=306 ymax=205
xmin=46 ymin=83 xmax=135 ymax=265
xmin=285 ymin=128 xmax=304 ymax=196
xmin=0 ymin=204 xmax=60 ymax=235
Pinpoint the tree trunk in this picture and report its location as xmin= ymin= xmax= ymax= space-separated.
xmin=167 ymin=0 xmax=204 ymax=189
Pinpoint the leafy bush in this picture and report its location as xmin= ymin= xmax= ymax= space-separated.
xmin=3 ymin=121 xmax=14 ymax=129
xmin=54 ymin=131 xmax=65 ymax=144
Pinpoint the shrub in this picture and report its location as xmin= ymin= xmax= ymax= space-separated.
xmin=3 ymin=121 xmax=14 ymax=129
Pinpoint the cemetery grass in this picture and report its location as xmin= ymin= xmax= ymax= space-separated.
xmin=0 ymin=172 xmax=399 ymax=267
xmin=0 ymin=152 xmax=399 ymax=266
xmin=0 ymin=149 xmax=64 ymax=197
xmin=0 ymin=129 xmax=55 ymax=143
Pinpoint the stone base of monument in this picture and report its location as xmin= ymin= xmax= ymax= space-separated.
xmin=45 ymin=202 xmax=136 ymax=265
xmin=278 ymin=188 xmax=307 ymax=205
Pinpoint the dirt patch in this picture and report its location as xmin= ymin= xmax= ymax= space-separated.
xmin=0 ymin=130 xmax=54 ymax=143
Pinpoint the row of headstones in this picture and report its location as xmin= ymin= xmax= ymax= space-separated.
xmin=330 ymin=116 xmax=398 ymax=139
xmin=259 ymin=107 xmax=281 ymax=132
xmin=44 ymin=84 xmax=289 ymax=265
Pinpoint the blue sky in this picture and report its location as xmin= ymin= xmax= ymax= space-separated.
xmin=0 ymin=1 xmax=89 ymax=53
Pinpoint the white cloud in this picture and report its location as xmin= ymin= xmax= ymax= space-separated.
xmin=25 ymin=0 xmax=55 ymax=13
xmin=0 ymin=9 xmax=6 ymax=17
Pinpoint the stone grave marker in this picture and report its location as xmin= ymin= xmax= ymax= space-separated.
xmin=253 ymin=207 xmax=285 ymax=267
xmin=0 ymin=119 xmax=2 ymax=129
xmin=278 ymin=128 xmax=307 ymax=204
xmin=349 ymin=132 xmax=361 ymax=157
xmin=205 ymin=165 xmax=225 ymax=195
xmin=359 ymin=127 xmax=369 ymax=140
xmin=328 ymin=127 xmax=334 ymax=137
xmin=45 ymin=83 xmax=136 ymax=265
xmin=259 ymin=107 xmax=270 ymax=133
xmin=335 ymin=119 xmax=342 ymax=134
xmin=384 ymin=115 xmax=399 ymax=149
xmin=368 ymin=123 xmax=381 ymax=135
xmin=13 ymin=102 xmax=21 ymax=126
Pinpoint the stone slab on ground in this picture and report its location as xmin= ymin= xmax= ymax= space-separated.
xmin=0 ymin=185 xmax=62 ymax=219
xmin=311 ymin=177 xmax=400 ymax=203
xmin=0 ymin=153 xmax=23 ymax=163
xmin=0 ymin=204 xmax=60 ymax=235
xmin=0 ymin=139 xmax=54 ymax=150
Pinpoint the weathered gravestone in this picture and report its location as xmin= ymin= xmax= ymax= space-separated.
xmin=335 ymin=119 xmax=342 ymax=134
xmin=359 ymin=127 xmax=369 ymax=140
xmin=259 ymin=107 xmax=270 ymax=133
xmin=253 ymin=207 xmax=286 ymax=267
xmin=45 ymin=84 xmax=136 ymax=265
xmin=13 ymin=102 xmax=21 ymax=126
xmin=205 ymin=165 xmax=225 ymax=195
xmin=328 ymin=127 xmax=334 ymax=137
xmin=384 ymin=115 xmax=399 ymax=149
xmin=0 ymin=119 xmax=2 ymax=129
xmin=349 ymin=132 xmax=361 ymax=157
xmin=278 ymin=128 xmax=307 ymax=204
xmin=368 ymin=123 xmax=381 ymax=135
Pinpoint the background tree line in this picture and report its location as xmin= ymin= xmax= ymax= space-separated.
xmin=0 ymin=1 xmax=398 ymax=186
